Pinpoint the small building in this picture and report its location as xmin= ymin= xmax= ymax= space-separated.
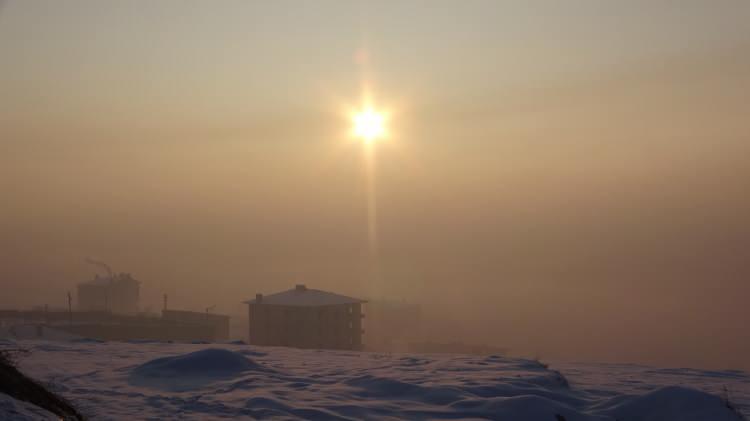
xmin=161 ymin=309 xmax=230 ymax=342
xmin=245 ymin=284 xmax=366 ymax=350
xmin=77 ymin=273 xmax=140 ymax=314
xmin=0 ymin=309 xmax=231 ymax=343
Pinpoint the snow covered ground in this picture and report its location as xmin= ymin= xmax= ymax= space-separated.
xmin=0 ymin=335 xmax=748 ymax=420
xmin=0 ymin=392 xmax=58 ymax=420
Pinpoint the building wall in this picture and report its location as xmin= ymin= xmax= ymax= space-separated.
xmin=0 ymin=310 xmax=116 ymax=324
xmin=77 ymin=284 xmax=108 ymax=312
xmin=0 ymin=310 xmax=227 ymax=343
xmin=161 ymin=309 xmax=230 ymax=341
xmin=108 ymin=280 xmax=139 ymax=314
xmin=60 ymin=322 xmax=217 ymax=342
xmin=77 ymin=278 xmax=139 ymax=314
xmin=248 ymin=303 xmax=363 ymax=350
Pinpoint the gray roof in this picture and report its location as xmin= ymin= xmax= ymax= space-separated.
xmin=245 ymin=285 xmax=366 ymax=307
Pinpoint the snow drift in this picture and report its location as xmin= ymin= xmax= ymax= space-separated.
xmin=0 ymin=392 xmax=58 ymax=421
xmin=129 ymin=348 xmax=270 ymax=391
xmin=7 ymin=341 xmax=748 ymax=420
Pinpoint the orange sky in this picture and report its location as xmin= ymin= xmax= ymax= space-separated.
xmin=1 ymin=1 xmax=750 ymax=369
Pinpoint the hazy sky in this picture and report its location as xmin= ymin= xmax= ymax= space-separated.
xmin=2 ymin=1 xmax=749 ymax=369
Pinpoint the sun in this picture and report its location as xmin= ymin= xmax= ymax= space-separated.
xmin=352 ymin=107 xmax=386 ymax=143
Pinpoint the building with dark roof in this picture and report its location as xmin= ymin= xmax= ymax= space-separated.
xmin=244 ymin=284 xmax=366 ymax=350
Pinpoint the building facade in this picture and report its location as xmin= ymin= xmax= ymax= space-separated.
xmin=77 ymin=273 xmax=140 ymax=314
xmin=162 ymin=309 xmax=230 ymax=341
xmin=245 ymin=284 xmax=365 ymax=350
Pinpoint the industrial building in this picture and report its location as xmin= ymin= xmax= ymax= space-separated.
xmin=0 ymin=309 xmax=230 ymax=343
xmin=1 ymin=262 xmax=230 ymax=343
xmin=245 ymin=284 xmax=366 ymax=350
xmin=77 ymin=273 xmax=140 ymax=314
xmin=161 ymin=309 xmax=230 ymax=342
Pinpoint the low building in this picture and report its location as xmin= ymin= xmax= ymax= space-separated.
xmin=245 ymin=284 xmax=366 ymax=350
xmin=161 ymin=309 xmax=230 ymax=342
xmin=0 ymin=309 xmax=231 ymax=343
xmin=77 ymin=273 xmax=140 ymax=314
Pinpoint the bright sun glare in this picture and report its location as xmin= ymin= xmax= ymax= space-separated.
xmin=352 ymin=108 xmax=386 ymax=142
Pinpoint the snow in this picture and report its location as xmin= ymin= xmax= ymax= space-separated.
xmin=0 ymin=393 xmax=58 ymax=421
xmin=129 ymin=348 xmax=271 ymax=391
xmin=605 ymin=386 xmax=738 ymax=421
xmin=3 ymin=339 xmax=748 ymax=420
xmin=246 ymin=286 xmax=365 ymax=306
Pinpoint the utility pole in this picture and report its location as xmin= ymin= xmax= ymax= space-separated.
xmin=205 ymin=305 xmax=215 ymax=324
xmin=163 ymin=294 xmax=168 ymax=312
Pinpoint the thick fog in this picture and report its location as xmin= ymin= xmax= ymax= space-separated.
xmin=1 ymin=1 xmax=749 ymax=370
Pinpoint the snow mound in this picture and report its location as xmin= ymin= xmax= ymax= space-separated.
xmin=452 ymin=395 xmax=599 ymax=421
xmin=11 ymin=341 xmax=750 ymax=420
xmin=601 ymin=386 xmax=743 ymax=421
xmin=129 ymin=348 xmax=268 ymax=391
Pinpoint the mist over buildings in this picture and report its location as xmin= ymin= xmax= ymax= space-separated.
xmin=1 ymin=1 xmax=749 ymax=370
